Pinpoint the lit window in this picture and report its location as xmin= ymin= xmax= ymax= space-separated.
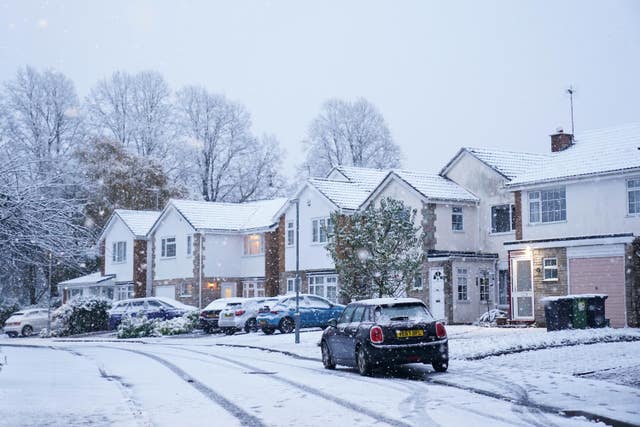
xmin=628 ymin=179 xmax=640 ymax=214
xmin=451 ymin=207 xmax=463 ymax=231
xmin=186 ymin=235 xmax=192 ymax=256
xmin=286 ymin=221 xmax=295 ymax=246
xmin=529 ymin=188 xmax=566 ymax=223
xmin=161 ymin=237 xmax=176 ymax=258
xmin=112 ymin=241 xmax=126 ymax=263
xmin=312 ymin=218 xmax=333 ymax=243
xmin=244 ymin=234 xmax=264 ymax=255
xmin=543 ymin=258 xmax=558 ymax=281
xmin=457 ymin=268 xmax=468 ymax=301
xmin=491 ymin=204 xmax=516 ymax=233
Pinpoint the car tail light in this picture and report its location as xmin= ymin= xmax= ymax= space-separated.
xmin=235 ymin=310 xmax=245 ymax=316
xmin=270 ymin=310 xmax=281 ymax=315
xmin=370 ymin=326 xmax=384 ymax=344
xmin=435 ymin=322 xmax=447 ymax=339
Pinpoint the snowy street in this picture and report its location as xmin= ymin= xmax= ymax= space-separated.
xmin=2 ymin=327 xmax=639 ymax=427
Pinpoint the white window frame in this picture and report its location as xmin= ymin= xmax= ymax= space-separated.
xmin=451 ymin=206 xmax=464 ymax=232
xmin=243 ymin=280 xmax=265 ymax=298
xmin=186 ymin=235 xmax=192 ymax=257
xmin=286 ymin=221 xmax=295 ymax=247
xmin=528 ymin=188 xmax=566 ymax=224
xmin=412 ymin=273 xmax=423 ymax=290
xmin=311 ymin=217 xmax=333 ymax=244
xmin=243 ymin=234 xmax=264 ymax=256
xmin=286 ymin=278 xmax=297 ymax=293
xmin=627 ymin=178 xmax=640 ymax=215
xmin=491 ymin=204 xmax=516 ymax=234
xmin=308 ymin=275 xmax=338 ymax=302
xmin=543 ymin=257 xmax=558 ymax=281
xmin=456 ymin=268 xmax=468 ymax=301
xmin=179 ymin=282 xmax=193 ymax=297
xmin=161 ymin=236 xmax=176 ymax=258
xmin=478 ymin=273 xmax=491 ymax=302
xmin=112 ymin=241 xmax=126 ymax=263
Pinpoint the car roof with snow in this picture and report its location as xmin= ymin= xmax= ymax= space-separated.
xmin=353 ymin=297 xmax=426 ymax=306
xmin=203 ymin=297 xmax=246 ymax=310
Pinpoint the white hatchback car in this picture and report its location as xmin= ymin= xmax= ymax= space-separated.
xmin=218 ymin=297 xmax=283 ymax=335
xmin=3 ymin=308 xmax=50 ymax=337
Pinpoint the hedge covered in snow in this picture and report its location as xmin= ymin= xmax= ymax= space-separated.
xmin=117 ymin=311 xmax=199 ymax=338
xmin=50 ymin=297 xmax=112 ymax=336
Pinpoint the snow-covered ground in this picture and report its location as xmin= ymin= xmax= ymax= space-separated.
xmin=1 ymin=325 xmax=639 ymax=426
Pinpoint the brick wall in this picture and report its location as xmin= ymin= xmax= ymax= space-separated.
xmin=99 ymin=240 xmax=106 ymax=276
xmin=422 ymin=202 xmax=437 ymax=250
xmin=133 ymin=239 xmax=147 ymax=298
xmin=532 ymin=247 xmax=568 ymax=325
xmin=264 ymin=217 xmax=284 ymax=297
xmin=626 ymin=242 xmax=639 ymax=327
xmin=514 ymin=191 xmax=523 ymax=241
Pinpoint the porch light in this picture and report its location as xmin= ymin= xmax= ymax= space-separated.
xmin=207 ymin=281 xmax=217 ymax=289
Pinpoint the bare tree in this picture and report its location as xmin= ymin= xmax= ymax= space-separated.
xmin=232 ymin=134 xmax=286 ymax=202
xmin=300 ymin=98 xmax=401 ymax=177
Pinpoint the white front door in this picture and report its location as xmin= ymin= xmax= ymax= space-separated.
xmin=429 ymin=267 xmax=446 ymax=320
xmin=511 ymin=259 xmax=534 ymax=320
xmin=221 ymin=282 xmax=236 ymax=298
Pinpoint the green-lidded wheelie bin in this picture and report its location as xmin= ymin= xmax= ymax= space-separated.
xmin=571 ymin=297 xmax=588 ymax=329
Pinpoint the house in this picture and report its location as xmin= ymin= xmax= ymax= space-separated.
xmin=148 ymin=198 xmax=288 ymax=308
xmin=59 ymin=209 xmax=160 ymax=301
xmin=503 ymin=124 xmax=640 ymax=327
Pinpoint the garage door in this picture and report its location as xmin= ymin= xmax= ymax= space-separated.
xmin=569 ymin=257 xmax=626 ymax=327
xmin=155 ymin=285 xmax=176 ymax=300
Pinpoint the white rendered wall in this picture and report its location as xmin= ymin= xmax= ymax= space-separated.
xmin=204 ymin=233 xmax=265 ymax=278
xmin=152 ymin=206 xmax=196 ymax=281
xmin=103 ymin=217 xmax=134 ymax=283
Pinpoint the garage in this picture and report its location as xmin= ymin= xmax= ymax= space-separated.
xmin=155 ymin=285 xmax=176 ymax=299
xmin=568 ymin=245 xmax=627 ymax=327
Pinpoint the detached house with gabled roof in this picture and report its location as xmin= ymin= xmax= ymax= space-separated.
xmin=503 ymin=124 xmax=640 ymax=327
xmin=148 ymin=198 xmax=288 ymax=308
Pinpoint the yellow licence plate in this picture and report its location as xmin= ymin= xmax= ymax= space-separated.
xmin=396 ymin=329 xmax=424 ymax=338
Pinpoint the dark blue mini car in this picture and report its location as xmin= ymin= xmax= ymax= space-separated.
xmin=256 ymin=294 xmax=345 ymax=334
xmin=108 ymin=297 xmax=197 ymax=330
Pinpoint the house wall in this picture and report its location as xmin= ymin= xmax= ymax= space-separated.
xmin=433 ymin=203 xmax=479 ymax=252
xmin=519 ymin=175 xmax=640 ymax=240
xmin=450 ymin=258 xmax=499 ymax=324
xmin=283 ymin=186 xmax=336 ymax=272
xmin=152 ymin=206 xmax=196 ymax=281
xmin=531 ymin=247 xmax=569 ymax=326
xmin=104 ymin=217 xmax=134 ymax=283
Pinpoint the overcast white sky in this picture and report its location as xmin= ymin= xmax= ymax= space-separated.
xmin=1 ymin=0 xmax=639 ymax=176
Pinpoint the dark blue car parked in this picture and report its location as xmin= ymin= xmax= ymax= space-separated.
xmin=108 ymin=297 xmax=198 ymax=330
xmin=256 ymin=294 xmax=345 ymax=334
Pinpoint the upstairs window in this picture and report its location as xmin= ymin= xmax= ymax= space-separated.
xmin=451 ymin=206 xmax=464 ymax=231
xmin=244 ymin=234 xmax=264 ymax=255
xmin=491 ymin=204 xmax=516 ymax=233
xmin=529 ymin=188 xmax=566 ymax=223
xmin=112 ymin=241 xmax=126 ymax=263
xmin=286 ymin=221 xmax=295 ymax=246
xmin=628 ymin=179 xmax=640 ymax=214
xmin=312 ymin=217 xmax=333 ymax=243
xmin=161 ymin=237 xmax=176 ymax=258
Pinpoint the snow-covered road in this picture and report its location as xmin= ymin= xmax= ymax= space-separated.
xmin=1 ymin=327 xmax=639 ymax=426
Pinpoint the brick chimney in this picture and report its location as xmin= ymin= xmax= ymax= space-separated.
xmin=550 ymin=128 xmax=573 ymax=152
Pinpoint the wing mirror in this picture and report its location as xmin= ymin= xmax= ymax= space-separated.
xmin=327 ymin=318 xmax=337 ymax=328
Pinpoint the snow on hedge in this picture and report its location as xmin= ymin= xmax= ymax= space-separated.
xmin=117 ymin=311 xmax=199 ymax=338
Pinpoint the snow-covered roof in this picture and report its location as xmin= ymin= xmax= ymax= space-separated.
xmin=169 ymin=198 xmax=288 ymax=232
xmin=507 ymin=123 xmax=640 ymax=187
xmin=308 ymin=178 xmax=371 ymax=210
xmin=58 ymin=272 xmax=115 ymax=286
xmin=115 ymin=209 xmax=161 ymax=237
xmin=462 ymin=147 xmax=551 ymax=180
xmin=394 ymin=170 xmax=479 ymax=202
xmin=331 ymin=166 xmax=389 ymax=191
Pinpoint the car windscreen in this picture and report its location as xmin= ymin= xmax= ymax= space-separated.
xmin=374 ymin=303 xmax=433 ymax=323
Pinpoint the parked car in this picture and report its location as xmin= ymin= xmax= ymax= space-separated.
xmin=199 ymin=297 xmax=245 ymax=333
xmin=108 ymin=297 xmax=197 ymax=330
xmin=3 ymin=308 xmax=50 ymax=337
xmin=256 ymin=294 xmax=344 ymax=334
xmin=218 ymin=297 xmax=283 ymax=335
xmin=320 ymin=298 xmax=449 ymax=376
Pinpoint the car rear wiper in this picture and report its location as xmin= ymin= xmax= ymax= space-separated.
xmin=390 ymin=316 xmax=409 ymax=321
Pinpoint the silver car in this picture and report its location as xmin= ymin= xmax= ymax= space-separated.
xmin=3 ymin=309 xmax=50 ymax=337
xmin=218 ymin=297 xmax=283 ymax=335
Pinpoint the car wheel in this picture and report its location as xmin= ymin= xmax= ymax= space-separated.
xmin=432 ymin=360 xmax=448 ymax=373
xmin=356 ymin=346 xmax=372 ymax=376
xmin=321 ymin=341 xmax=336 ymax=370
xmin=224 ymin=328 xmax=236 ymax=336
xmin=244 ymin=318 xmax=258 ymax=333
xmin=279 ymin=317 xmax=294 ymax=334
xmin=21 ymin=325 xmax=33 ymax=337
xmin=262 ymin=328 xmax=274 ymax=335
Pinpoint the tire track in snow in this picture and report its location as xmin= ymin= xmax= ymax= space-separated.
xmin=102 ymin=346 xmax=266 ymax=427
xmin=172 ymin=346 xmax=414 ymax=427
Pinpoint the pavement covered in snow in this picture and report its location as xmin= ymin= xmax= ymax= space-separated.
xmin=1 ymin=326 xmax=639 ymax=426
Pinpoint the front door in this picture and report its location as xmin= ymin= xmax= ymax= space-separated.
xmin=221 ymin=282 xmax=236 ymax=298
xmin=429 ymin=267 xmax=445 ymax=320
xmin=511 ymin=259 xmax=534 ymax=320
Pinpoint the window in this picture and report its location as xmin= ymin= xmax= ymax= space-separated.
xmin=543 ymin=258 xmax=558 ymax=281
xmin=351 ymin=305 xmax=366 ymax=322
xmin=312 ymin=217 xmax=333 ymax=243
xmin=491 ymin=204 xmax=516 ymax=233
xmin=457 ymin=268 xmax=468 ymax=301
xmin=307 ymin=296 xmax=332 ymax=308
xmin=478 ymin=274 xmax=491 ymax=302
xmin=243 ymin=280 xmax=265 ymax=298
xmin=180 ymin=282 xmax=193 ymax=297
xmin=498 ymin=269 xmax=508 ymax=305
xmin=529 ymin=188 xmax=566 ymax=223
xmin=112 ymin=241 xmax=126 ymax=263
xmin=186 ymin=235 xmax=192 ymax=256
xmin=161 ymin=237 xmax=176 ymax=258
xmin=308 ymin=275 xmax=338 ymax=302
xmin=628 ymin=179 xmax=640 ymax=214
xmin=116 ymin=285 xmax=133 ymax=300
xmin=338 ymin=305 xmax=356 ymax=324
xmin=412 ymin=273 xmax=423 ymax=290
xmin=286 ymin=221 xmax=295 ymax=246
xmin=243 ymin=234 xmax=264 ymax=255
xmin=286 ymin=277 xmax=298 ymax=293
xmin=451 ymin=206 xmax=463 ymax=231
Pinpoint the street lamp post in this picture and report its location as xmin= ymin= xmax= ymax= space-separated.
xmin=293 ymin=198 xmax=301 ymax=344
xmin=47 ymin=251 xmax=52 ymax=332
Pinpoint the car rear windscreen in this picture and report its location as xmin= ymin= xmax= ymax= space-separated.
xmin=374 ymin=303 xmax=433 ymax=323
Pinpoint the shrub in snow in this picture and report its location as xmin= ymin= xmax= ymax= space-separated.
xmin=117 ymin=311 xmax=199 ymax=338
xmin=51 ymin=297 xmax=111 ymax=336
xmin=0 ymin=301 xmax=21 ymax=326
xmin=154 ymin=311 xmax=199 ymax=336
xmin=117 ymin=316 xmax=158 ymax=338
